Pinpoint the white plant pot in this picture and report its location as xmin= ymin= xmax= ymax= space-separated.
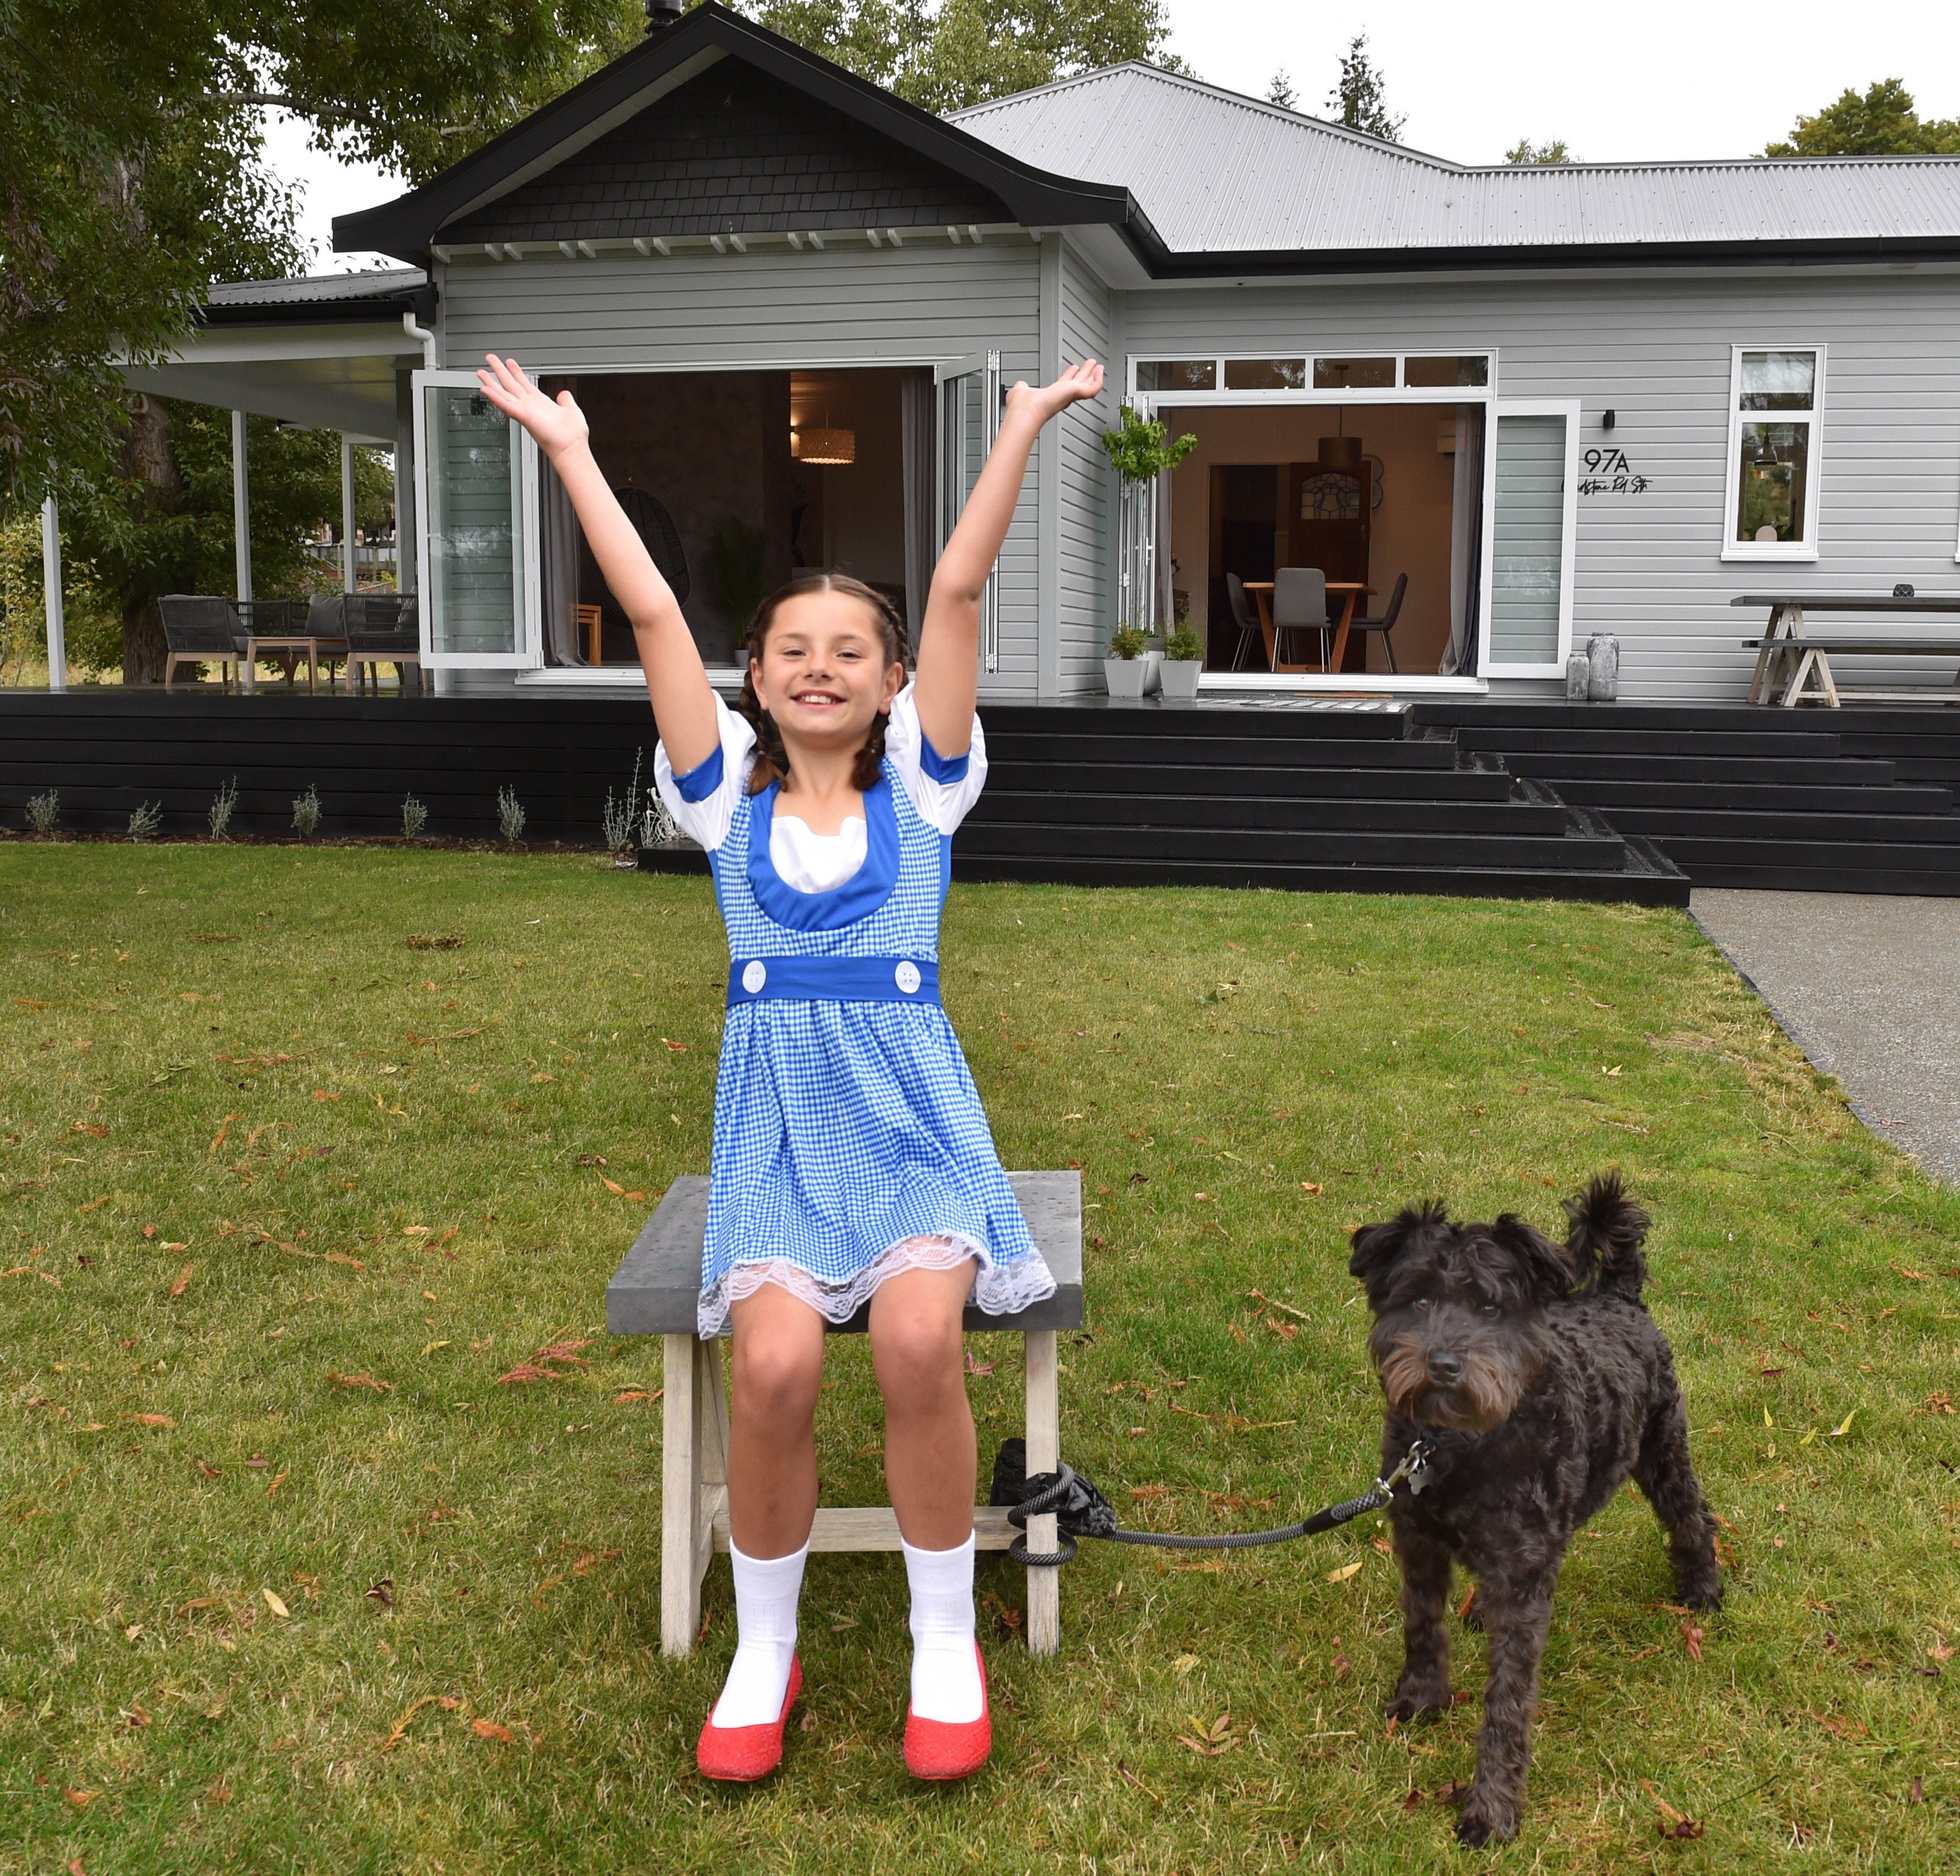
xmin=1159 ymin=658 xmax=1203 ymax=701
xmin=1141 ymin=648 xmax=1163 ymax=694
xmin=1104 ymin=658 xmax=1149 ymax=698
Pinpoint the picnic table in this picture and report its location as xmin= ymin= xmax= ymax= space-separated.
xmin=1736 ymin=594 xmax=1960 ymax=707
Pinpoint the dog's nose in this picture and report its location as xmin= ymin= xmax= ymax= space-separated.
xmin=1426 ymin=1351 xmax=1464 ymax=1386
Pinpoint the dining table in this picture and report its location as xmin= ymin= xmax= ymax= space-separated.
xmin=1242 ymin=581 xmax=1374 ymax=674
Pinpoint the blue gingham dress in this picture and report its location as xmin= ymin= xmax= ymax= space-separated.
xmin=655 ymin=687 xmax=1054 ymax=1337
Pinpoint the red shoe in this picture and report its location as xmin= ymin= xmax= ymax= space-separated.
xmin=903 ymin=1644 xmax=992 ymax=1780
xmin=696 ymin=1655 xmax=801 ymax=1782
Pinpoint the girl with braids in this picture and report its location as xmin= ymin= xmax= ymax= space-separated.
xmin=475 ymin=352 xmax=1104 ymax=1783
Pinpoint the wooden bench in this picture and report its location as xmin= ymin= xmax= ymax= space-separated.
xmin=1736 ymin=594 xmax=1960 ymax=706
xmin=606 ymin=1170 xmax=1081 ymax=1658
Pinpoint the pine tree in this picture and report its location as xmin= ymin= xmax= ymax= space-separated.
xmin=1268 ymin=69 xmax=1297 ymax=110
xmin=1327 ymin=32 xmax=1402 ymax=142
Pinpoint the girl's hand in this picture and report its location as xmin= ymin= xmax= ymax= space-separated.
xmin=1003 ymin=358 xmax=1105 ymax=430
xmin=475 ymin=354 xmax=590 ymax=462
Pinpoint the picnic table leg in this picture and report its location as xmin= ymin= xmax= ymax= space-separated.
xmin=662 ymin=1332 xmax=707 ymax=1655
xmin=1023 ymin=1327 xmax=1061 ymax=1657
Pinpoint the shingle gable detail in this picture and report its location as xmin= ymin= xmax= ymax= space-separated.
xmin=444 ymin=60 xmax=1010 ymax=243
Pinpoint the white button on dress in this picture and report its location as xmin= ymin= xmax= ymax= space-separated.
xmin=742 ymin=960 xmax=767 ymax=995
xmin=895 ymin=960 xmax=921 ymax=995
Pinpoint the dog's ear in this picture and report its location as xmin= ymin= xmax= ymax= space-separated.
xmin=1488 ymin=1213 xmax=1577 ymax=1302
xmin=1563 ymin=1171 xmax=1650 ymax=1298
xmin=1349 ymin=1203 xmax=1447 ymax=1300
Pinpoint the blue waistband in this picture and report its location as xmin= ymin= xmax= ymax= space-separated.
xmin=726 ymin=955 xmax=941 ymax=1006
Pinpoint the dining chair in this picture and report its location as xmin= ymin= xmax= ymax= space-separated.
xmin=1272 ymin=567 xmax=1330 ymax=671
xmin=1224 ymin=574 xmax=1265 ymax=672
xmin=1346 ymin=572 xmax=1409 ymax=674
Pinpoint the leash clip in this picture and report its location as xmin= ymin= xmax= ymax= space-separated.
xmin=1376 ymin=1437 xmax=1433 ymax=1502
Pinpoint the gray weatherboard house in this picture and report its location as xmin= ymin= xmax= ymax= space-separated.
xmin=45 ymin=1 xmax=1960 ymax=898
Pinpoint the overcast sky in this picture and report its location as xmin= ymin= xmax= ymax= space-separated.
xmin=277 ymin=0 xmax=1960 ymax=273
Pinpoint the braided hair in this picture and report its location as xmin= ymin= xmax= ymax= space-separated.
xmin=735 ymin=572 xmax=911 ymax=796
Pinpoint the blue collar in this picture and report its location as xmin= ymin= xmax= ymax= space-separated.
xmin=745 ymin=773 xmax=901 ymax=931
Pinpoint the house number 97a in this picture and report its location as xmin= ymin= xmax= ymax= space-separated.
xmin=1578 ymin=445 xmax=1648 ymax=496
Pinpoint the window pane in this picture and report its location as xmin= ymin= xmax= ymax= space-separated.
xmin=1490 ymin=412 xmax=1567 ymax=666
xmin=1312 ymin=357 xmax=1395 ymax=389
xmin=424 ymin=385 xmax=520 ymax=657
xmin=1736 ymin=421 xmax=1809 ymax=543
xmin=1135 ymin=359 xmax=1216 ymax=391
xmin=1404 ymin=354 xmax=1491 ymax=388
xmin=1739 ymin=350 xmax=1815 ymax=411
xmin=1223 ymin=357 xmax=1307 ymax=390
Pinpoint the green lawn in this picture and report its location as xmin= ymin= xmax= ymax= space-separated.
xmin=2 ymin=843 xmax=1956 ymax=1874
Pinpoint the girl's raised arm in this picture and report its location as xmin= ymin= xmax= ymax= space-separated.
xmin=474 ymin=355 xmax=720 ymax=772
xmin=912 ymin=359 xmax=1104 ymax=757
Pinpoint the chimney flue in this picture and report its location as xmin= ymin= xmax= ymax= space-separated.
xmin=645 ymin=0 xmax=684 ymax=30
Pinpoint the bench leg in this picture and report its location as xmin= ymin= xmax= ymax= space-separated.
xmin=661 ymin=1333 xmax=730 ymax=1656
xmin=1023 ymin=1328 xmax=1061 ymax=1657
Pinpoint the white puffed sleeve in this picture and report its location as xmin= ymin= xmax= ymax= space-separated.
xmin=883 ymin=682 xmax=987 ymax=836
xmin=652 ymin=692 xmax=757 ymax=853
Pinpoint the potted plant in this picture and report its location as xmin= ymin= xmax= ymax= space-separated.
xmin=1160 ymin=629 xmax=1204 ymax=700
xmin=1105 ymin=624 xmax=1150 ymax=698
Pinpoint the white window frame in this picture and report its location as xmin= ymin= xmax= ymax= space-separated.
xmin=1480 ymin=399 xmax=1582 ymax=680
xmin=1720 ymin=344 xmax=1825 ymax=564
xmin=935 ymin=349 xmax=1002 ymax=673
xmin=1132 ymin=351 xmax=1499 ymax=691
xmin=411 ymin=368 xmax=542 ymax=670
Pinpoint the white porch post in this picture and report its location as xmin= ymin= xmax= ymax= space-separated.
xmin=40 ymin=495 xmax=66 ymax=694
xmin=230 ymin=410 xmax=252 ymax=602
xmin=340 ymin=435 xmax=357 ymax=593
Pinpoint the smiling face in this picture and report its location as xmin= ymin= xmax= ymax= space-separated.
xmin=748 ymin=588 xmax=904 ymax=763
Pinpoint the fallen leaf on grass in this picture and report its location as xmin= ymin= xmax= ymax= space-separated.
xmin=1830 ymin=1410 xmax=1858 ymax=1438
xmin=378 ymin=1693 xmax=462 ymax=1752
xmin=1332 ymin=1646 xmax=1352 ymax=1681
xmin=77 ymin=1195 xmax=110 ymax=1213
xmin=1116 ymin=1758 xmax=1163 ymax=1802
xmin=261 ymin=1588 xmax=290 ymax=1619
xmin=1326 ymin=1560 xmax=1364 ymax=1584
xmin=1894 ymin=1265 xmax=1933 ymax=1282
xmin=129 ymin=1413 xmax=177 ymax=1427
xmin=471 ymin=1717 xmax=514 ymax=1743
xmin=365 ymin=1579 xmax=394 ymax=1606
xmin=209 ymin=1115 xmax=241 ymax=1153
xmin=194 ymin=1459 xmax=219 ymax=1481
xmin=1176 ymin=1710 xmax=1238 ymax=1756
xmin=1910 ymin=1775 xmax=1926 ymax=1803
xmin=63 ymin=1788 xmax=99 ymax=1808
xmin=534 ymin=1338 xmax=594 ymax=1366
xmin=1680 ymin=1620 xmax=1704 ymax=1662
xmin=327 ymin=1372 xmax=392 ymax=1392
xmin=168 ymin=1262 xmax=193 ymax=1298
xmin=177 ymin=1596 xmax=223 ymax=1616
xmin=964 ymin=1351 xmax=996 ymax=1377
xmin=661 ymin=1037 xmax=687 ymax=1053
xmin=1930 ymin=1636 xmax=1955 ymax=1662
xmin=497 ymin=1364 xmax=559 ymax=1385
xmin=265 ymin=1470 xmax=289 ymax=1498
xmin=1813 ymin=1711 xmax=1869 ymax=1739
xmin=1402 ymin=1789 xmax=1423 ymax=1814
xmin=612 ymin=1388 xmax=661 ymax=1404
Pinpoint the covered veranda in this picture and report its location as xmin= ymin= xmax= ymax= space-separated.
xmin=34 ymin=269 xmax=433 ymax=692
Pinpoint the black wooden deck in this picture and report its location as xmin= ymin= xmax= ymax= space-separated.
xmin=7 ymin=688 xmax=1960 ymax=900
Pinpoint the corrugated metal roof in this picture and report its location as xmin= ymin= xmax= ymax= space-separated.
xmin=952 ymin=65 xmax=1960 ymax=255
xmin=204 ymin=268 xmax=428 ymax=307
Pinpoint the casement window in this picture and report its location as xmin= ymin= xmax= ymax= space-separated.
xmin=1722 ymin=347 xmax=1823 ymax=561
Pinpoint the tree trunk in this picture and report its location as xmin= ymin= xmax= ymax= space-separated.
xmin=119 ymin=394 xmax=182 ymax=685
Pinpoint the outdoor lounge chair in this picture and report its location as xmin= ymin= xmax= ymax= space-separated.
xmin=344 ymin=595 xmax=425 ymax=696
xmin=1346 ymin=572 xmax=1408 ymax=673
xmin=303 ymin=594 xmax=352 ymax=693
xmin=160 ymin=595 xmax=249 ymax=691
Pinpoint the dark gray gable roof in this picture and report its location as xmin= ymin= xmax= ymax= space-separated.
xmin=334 ymin=2 xmax=1146 ymax=265
xmin=441 ymin=56 xmax=1010 ymax=246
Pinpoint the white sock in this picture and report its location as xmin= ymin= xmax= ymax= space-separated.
xmin=903 ymin=1532 xmax=982 ymax=1724
xmin=712 ymin=1540 xmax=806 ymax=1727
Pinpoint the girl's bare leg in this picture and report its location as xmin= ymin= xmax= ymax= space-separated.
xmin=868 ymin=1256 xmax=979 ymax=1548
xmin=726 ymin=1282 xmax=826 ymax=1557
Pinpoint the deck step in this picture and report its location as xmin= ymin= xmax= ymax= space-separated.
xmin=984 ymin=761 xmax=1514 ymax=803
xmin=954 ymin=823 xmax=1630 ymax=872
xmin=967 ymin=792 xmax=1571 ymax=834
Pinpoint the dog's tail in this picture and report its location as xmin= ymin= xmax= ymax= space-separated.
xmin=1563 ymin=1171 xmax=1650 ymax=1299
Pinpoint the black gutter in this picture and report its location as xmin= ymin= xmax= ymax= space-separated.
xmin=196 ymin=284 xmax=438 ymax=329
xmin=334 ymin=1 xmax=1141 ymax=264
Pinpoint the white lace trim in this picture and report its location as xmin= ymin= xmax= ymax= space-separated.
xmin=697 ymin=1232 xmax=1056 ymax=1338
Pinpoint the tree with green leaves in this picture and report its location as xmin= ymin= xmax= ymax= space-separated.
xmin=739 ymin=0 xmax=1187 ymax=115
xmin=1764 ymin=77 xmax=1960 ymax=157
xmin=1268 ymin=70 xmax=1298 ymax=111
xmin=1505 ymin=138 xmax=1573 ymax=165
xmin=1327 ymin=32 xmax=1401 ymax=142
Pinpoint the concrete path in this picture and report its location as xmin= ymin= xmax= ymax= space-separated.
xmin=1691 ymin=888 xmax=1960 ymax=1183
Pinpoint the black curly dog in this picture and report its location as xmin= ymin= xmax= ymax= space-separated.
xmin=1348 ymin=1174 xmax=1720 ymax=1847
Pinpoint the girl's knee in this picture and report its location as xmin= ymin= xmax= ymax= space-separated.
xmin=871 ymin=1306 xmax=963 ymax=1400
xmin=731 ymin=1327 xmax=822 ymax=1423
